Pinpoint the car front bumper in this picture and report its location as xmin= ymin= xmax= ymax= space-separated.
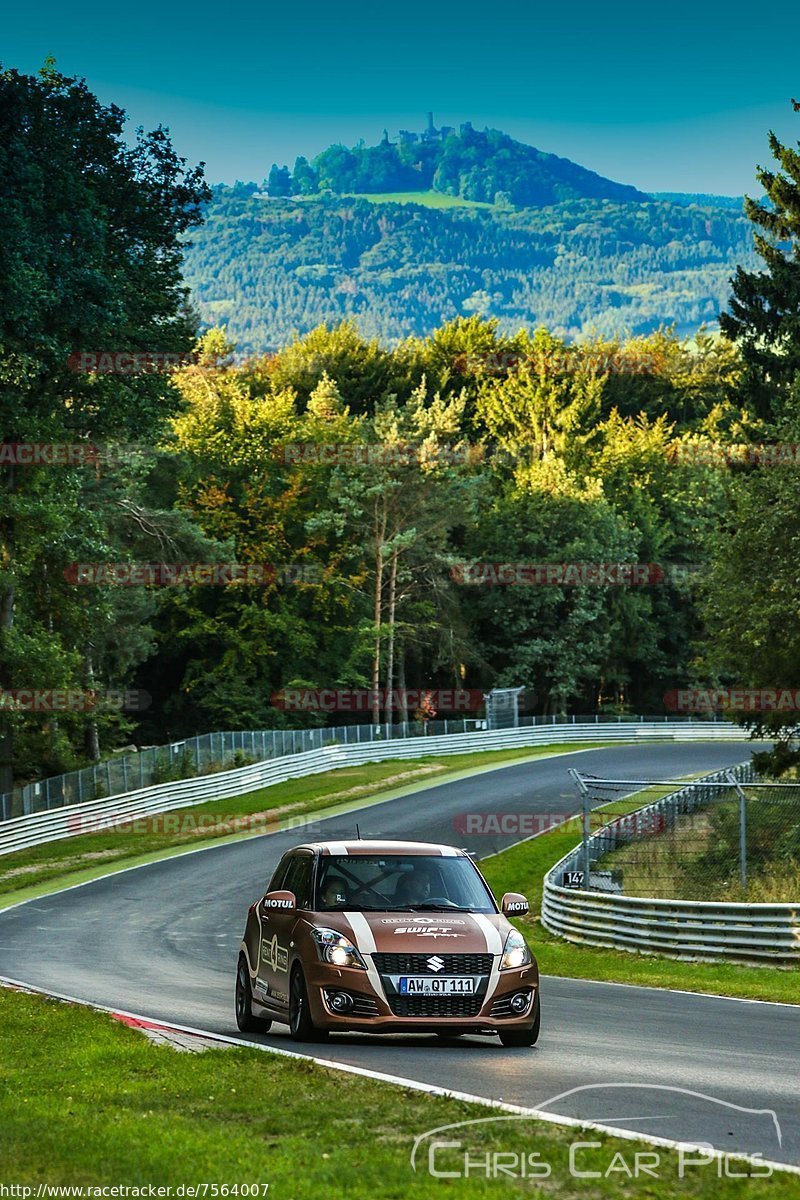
xmin=303 ymin=958 xmax=539 ymax=1034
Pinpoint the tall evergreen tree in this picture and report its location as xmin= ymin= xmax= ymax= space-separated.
xmin=721 ymin=106 xmax=800 ymax=424
xmin=0 ymin=61 xmax=209 ymax=792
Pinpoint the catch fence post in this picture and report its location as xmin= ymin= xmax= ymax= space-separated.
xmin=569 ymin=768 xmax=592 ymax=889
xmin=726 ymin=770 xmax=748 ymax=890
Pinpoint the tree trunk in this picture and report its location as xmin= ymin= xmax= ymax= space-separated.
xmin=397 ymin=642 xmax=408 ymax=726
xmin=371 ymin=498 xmax=387 ymax=728
xmin=84 ymin=648 xmax=101 ymax=761
xmin=384 ymin=549 xmax=398 ymax=730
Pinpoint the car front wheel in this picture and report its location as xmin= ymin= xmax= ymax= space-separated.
xmin=289 ymin=965 xmax=328 ymax=1042
xmin=498 ymin=990 xmax=540 ymax=1048
xmin=235 ymin=955 xmax=272 ymax=1034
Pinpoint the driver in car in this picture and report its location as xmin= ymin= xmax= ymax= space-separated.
xmin=394 ymin=863 xmax=437 ymax=907
xmin=321 ymin=875 xmax=349 ymax=908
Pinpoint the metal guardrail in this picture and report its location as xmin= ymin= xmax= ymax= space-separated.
xmin=1 ymin=721 xmax=483 ymax=822
xmin=0 ymin=712 xmax=729 ymax=823
xmin=541 ymin=763 xmax=800 ymax=964
xmin=0 ymin=721 xmax=749 ymax=858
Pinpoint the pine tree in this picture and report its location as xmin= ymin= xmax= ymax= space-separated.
xmin=721 ymin=106 xmax=800 ymax=423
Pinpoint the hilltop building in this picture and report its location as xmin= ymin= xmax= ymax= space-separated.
xmin=396 ymin=114 xmax=455 ymax=145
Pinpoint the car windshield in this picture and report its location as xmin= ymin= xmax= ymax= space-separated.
xmin=315 ymin=854 xmax=497 ymax=913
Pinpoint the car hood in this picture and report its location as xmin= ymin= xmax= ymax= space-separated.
xmin=318 ymin=910 xmax=510 ymax=955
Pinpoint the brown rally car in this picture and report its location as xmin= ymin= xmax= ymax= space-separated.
xmin=236 ymin=839 xmax=540 ymax=1046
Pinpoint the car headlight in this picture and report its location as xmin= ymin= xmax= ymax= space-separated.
xmin=311 ymin=927 xmax=367 ymax=970
xmin=500 ymin=928 xmax=531 ymax=970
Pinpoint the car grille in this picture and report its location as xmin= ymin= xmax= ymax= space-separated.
xmin=490 ymin=990 xmax=532 ymax=1019
xmin=372 ymin=953 xmax=493 ymax=975
xmin=388 ymin=993 xmax=484 ymax=1018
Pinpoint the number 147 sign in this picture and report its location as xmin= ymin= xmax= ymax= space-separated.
xmin=562 ymin=870 xmax=585 ymax=889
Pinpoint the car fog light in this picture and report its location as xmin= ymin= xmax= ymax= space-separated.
xmin=510 ymin=991 xmax=530 ymax=1013
xmin=327 ymin=990 xmax=354 ymax=1013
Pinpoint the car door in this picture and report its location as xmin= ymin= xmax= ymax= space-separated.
xmin=257 ymin=852 xmax=314 ymax=1011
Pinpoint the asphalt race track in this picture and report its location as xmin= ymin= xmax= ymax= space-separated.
xmin=2 ymin=743 xmax=799 ymax=1167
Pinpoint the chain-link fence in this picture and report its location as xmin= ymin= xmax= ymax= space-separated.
xmin=0 ymin=709 xmax=731 ymax=825
xmin=0 ymin=720 xmax=485 ymax=822
xmin=570 ymin=766 xmax=800 ymax=903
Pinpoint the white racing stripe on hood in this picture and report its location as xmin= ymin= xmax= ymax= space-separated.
xmin=471 ymin=914 xmax=504 ymax=955
xmin=344 ymin=911 xmax=386 ymax=1002
xmin=471 ymin=913 xmax=504 ymax=1002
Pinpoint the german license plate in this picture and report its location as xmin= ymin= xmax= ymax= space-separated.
xmin=399 ymin=977 xmax=475 ymax=995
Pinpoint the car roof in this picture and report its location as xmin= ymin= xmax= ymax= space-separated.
xmin=291 ymin=840 xmax=466 ymax=857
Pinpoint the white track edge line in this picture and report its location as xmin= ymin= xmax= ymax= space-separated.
xmin=543 ymin=972 xmax=800 ymax=1009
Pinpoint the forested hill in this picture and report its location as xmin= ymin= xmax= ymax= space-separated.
xmin=268 ymin=124 xmax=647 ymax=207
xmin=182 ymin=185 xmax=758 ymax=354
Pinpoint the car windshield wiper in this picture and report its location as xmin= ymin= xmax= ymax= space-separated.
xmin=403 ymin=903 xmax=474 ymax=912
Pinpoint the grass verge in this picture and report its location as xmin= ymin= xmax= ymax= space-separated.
xmin=0 ymin=743 xmax=613 ymax=909
xmin=341 ymin=189 xmax=494 ymax=208
xmin=0 ymin=986 xmax=788 ymax=1196
xmin=479 ymin=794 xmax=800 ymax=1005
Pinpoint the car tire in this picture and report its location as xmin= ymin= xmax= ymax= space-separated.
xmin=289 ymin=964 xmax=328 ymax=1042
xmin=235 ymin=954 xmax=272 ymax=1034
xmin=498 ymin=991 xmax=540 ymax=1048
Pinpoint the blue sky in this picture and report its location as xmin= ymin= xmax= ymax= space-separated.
xmin=3 ymin=0 xmax=799 ymax=193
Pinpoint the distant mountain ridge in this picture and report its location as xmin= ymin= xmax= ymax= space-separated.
xmin=651 ymin=192 xmax=745 ymax=210
xmin=269 ymin=118 xmax=648 ymax=208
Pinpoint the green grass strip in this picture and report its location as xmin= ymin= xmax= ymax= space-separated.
xmin=0 ymin=987 xmax=787 ymax=1194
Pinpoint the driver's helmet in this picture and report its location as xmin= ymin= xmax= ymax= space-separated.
xmin=321 ymin=874 xmax=349 ymax=908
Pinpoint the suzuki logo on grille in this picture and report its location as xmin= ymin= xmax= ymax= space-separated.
xmin=427 ymin=955 xmax=445 ymax=972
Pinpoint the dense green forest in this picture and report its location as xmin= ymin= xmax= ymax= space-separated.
xmin=4 ymin=67 xmax=800 ymax=790
xmin=182 ymin=187 xmax=757 ymax=353
xmin=652 ymin=192 xmax=745 ymax=210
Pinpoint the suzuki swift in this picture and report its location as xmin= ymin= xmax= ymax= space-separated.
xmin=235 ymin=839 xmax=540 ymax=1046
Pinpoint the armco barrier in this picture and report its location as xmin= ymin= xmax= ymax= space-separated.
xmin=0 ymin=721 xmax=751 ymax=858
xmin=541 ymin=763 xmax=800 ymax=963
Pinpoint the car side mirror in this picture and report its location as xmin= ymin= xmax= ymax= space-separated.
xmin=262 ymin=889 xmax=296 ymax=913
xmin=501 ymin=892 xmax=529 ymax=916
